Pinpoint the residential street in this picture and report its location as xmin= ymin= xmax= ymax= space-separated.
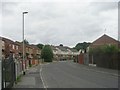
xmin=1 ymin=1 xmax=119 ymax=90
xmin=14 ymin=60 xmax=119 ymax=88
xmin=41 ymin=61 xmax=118 ymax=88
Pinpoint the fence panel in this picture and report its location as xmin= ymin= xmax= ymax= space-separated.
xmin=2 ymin=56 xmax=16 ymax=88
xmin=15 ymin=60 xmax=23 ymax=79
xmin=91 ymin=53 xmax=119 ymax=70
xmin=84 ymin=53 xmax=89 ymax=65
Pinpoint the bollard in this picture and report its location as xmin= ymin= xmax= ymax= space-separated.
xmin=23 ymin=71 xmax=25 ymax=75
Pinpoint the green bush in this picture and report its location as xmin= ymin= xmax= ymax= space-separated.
xmin=41 ymin=45 xmax=53 ymax=62
xmin=89 ymin=45 xmax=119 ymax=69
xmin=89 ymin=45 xmax=119 ymax=54
xmin=102 ymin=45 xmax=119 ymax=53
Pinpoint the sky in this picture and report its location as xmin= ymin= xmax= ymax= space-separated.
xmin=0 ymin=0 xmax=119 ymax=47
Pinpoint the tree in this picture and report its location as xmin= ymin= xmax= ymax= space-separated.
xmin=22 ymin=39 xmax=29 ymax=44
xmin=37 ymin=43 xmax=44 ymax=49
xmin=41 ymin=45 xmax=53 ymax=62
xmin=59 ymin=44 xmax=63 ymax=47
xmin=74 ymin=42 xmax=91 ymax=51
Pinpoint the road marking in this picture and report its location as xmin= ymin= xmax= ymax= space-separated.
xmin=40 ymin=64 xmax=48 ymax=90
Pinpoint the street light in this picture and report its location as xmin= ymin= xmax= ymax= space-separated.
xmin=0 ymin=37 xmax=2 ymax=90
xmin=22 ymin=11 xmax=28 ymax=75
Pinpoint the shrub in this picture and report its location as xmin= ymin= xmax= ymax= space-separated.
xmin=89 ymin=45 xmax=119 ymax=54
xmin=41 ymin=45 xmax=53 ymax=62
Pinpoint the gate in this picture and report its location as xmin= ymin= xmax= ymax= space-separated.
xmin=84 ymin=53 xmax=89 ymax=65
xmin=78 ymin=53 xmax=84 ymax=64
xmin=2 ymin=54 xmax=16 ymax=88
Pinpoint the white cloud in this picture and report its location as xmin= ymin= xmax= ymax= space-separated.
xmin=1 ymin=0 xmax=118 ymax=47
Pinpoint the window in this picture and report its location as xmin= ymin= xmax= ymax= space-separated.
xmin=2 ymin=41 xmax=5 ymax=48
xmin=16 ymin=46 xmax=18 ymax=50
xmin=12 ymin=44 xmax=15 ymax=49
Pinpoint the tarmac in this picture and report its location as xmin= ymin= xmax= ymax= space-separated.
xmin=13 ymin=61 xmax=119 ymax=88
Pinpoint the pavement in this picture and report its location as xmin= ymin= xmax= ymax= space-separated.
xmin=13 ymin=64 xmax=44 ymax=88
xmin=13 ymin=60 xmax=119 ymax=88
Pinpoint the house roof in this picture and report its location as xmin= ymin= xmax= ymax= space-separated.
xmin=56 ymin=46 xmax=68 ymax=52
xmin=69 ymin=48 xmax=78 ymax=52
xmin=15 ymin=41 xmax=33 ymax=49
xmin=30 ymin=44 xmax=40 ymax=50
xmin=64 ymin=46 xmax=78 ymax=52
xmin=2 ymin=37 xmax=14 ymax=44
xmin=51 ymin=45 xmax=78 ymax=52
xmin=51 ymin=45 xmax=58 ymax=51
xmin=89 ymin=34 xmax=120 ymax=48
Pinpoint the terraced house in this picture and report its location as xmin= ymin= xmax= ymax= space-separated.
xmin=2 ymin=37 xmax=20 ymax=59
xmin=30 ymin=44 xmax=41 ymax=65
xmin=51 ymin=45 xmax=80 ymax=61
xmin=1 ymin=37 xmax=41 ymax=88
xmin=15 ymin=41 xmax=41 ymax=68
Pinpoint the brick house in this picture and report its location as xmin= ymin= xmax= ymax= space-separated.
xmin=2 ymin=39 xmax=5 ymax=59
xmin=1 ymin=36 xmax=41 ymax=87
xmin=15 ymin=41 xmax=41 ymax=66
xmin=87 ymin=34 xmax=119 ymax=69
xmin=2 ymin=37 xmax=19 ymax=59
xmin=30 ymin=45 xmax=41 ymax=65
xmin=88 ymin=34 xmax=119 ymax=49
xmin=51 ymin=45 xmax=79 ymax=61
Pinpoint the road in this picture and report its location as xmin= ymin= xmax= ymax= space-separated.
xmin=40 ymin=60 xmax=118 ymax=88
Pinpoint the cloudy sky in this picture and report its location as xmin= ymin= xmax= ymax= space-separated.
xmin=0 ymin=0 xmax=119 ymax=47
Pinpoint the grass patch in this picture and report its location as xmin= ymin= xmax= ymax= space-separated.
xmin=15 ymin=75 xmax=22 ymax=84
xmin=29 ymin=64 xmax=32 ymax=67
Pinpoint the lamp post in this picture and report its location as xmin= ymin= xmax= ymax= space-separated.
xmin=22 ymin=12 xmax=28 ymax=75
xmin=0 ymin=37 xmax=2 ymax=90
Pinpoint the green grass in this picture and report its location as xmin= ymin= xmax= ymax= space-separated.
xmin=15 ymin=75 xmax=22 ymax=84
xmin=29 ymin=64 xmax=32 ymax=67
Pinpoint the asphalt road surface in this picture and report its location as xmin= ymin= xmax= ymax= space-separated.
xmin=40 ymin=60 xmax=118 ymax=88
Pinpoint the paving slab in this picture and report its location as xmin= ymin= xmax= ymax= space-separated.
xmin=13 ymin=64 xmax=44 ymax=88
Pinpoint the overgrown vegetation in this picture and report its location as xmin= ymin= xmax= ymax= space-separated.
xmin=89 ymin=45 xmax=119 ymax=69
xmin=74 ymin=42 xmax=91 ymax=51
xmin=89 ymin=45 xmax=119 ymax=54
